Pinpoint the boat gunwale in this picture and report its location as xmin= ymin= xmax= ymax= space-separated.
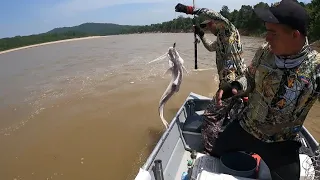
xmin=141 ymin=92 xmax=198 ymax=170
xmin=139 ymin=92 xmax=319 ymax=175
xmin=301 ymin=126 xmax=319 ymax=152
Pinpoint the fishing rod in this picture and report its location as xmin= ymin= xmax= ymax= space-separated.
xmin=192 ymin=0 xmax=198 ymax=70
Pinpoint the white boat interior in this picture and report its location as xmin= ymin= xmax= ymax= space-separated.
xmin=135 ymin=92 xmax=319 ymax=180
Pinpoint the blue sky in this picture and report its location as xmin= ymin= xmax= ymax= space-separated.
xmin=0 ymin=0 xmax=311 ymax=38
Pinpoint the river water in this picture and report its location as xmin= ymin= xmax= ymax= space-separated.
xmin=0 ymin=33 xmax=319 ymax=180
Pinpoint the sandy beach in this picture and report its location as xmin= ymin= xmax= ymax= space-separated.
xmin=0 ymin=36 xmax=107 ymax=55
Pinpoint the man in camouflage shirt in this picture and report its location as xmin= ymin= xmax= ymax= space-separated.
xmin=177 ymin=1 xmax=320 ymax=179
xmin=175 ymin=2 xmax=248 ymax=156
xmin=175 ymin=3 xmax=246 ymax=105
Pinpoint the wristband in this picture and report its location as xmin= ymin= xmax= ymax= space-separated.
xmin=187 ymin=6 xmax=194 ymax=14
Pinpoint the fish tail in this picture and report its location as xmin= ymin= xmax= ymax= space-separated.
xmin=159 ymin=103 xmax=169 ymax=129
xmin=158 ymin=85 xmax=177 ymax=129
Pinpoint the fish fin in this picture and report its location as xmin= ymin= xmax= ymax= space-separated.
xmin=177 ymin=55 xmax=184 ymax=64
xmin=173 ymin=76 xmax=179 ymax=86
xmin=173 ymin=80 xmax=180 ymax=92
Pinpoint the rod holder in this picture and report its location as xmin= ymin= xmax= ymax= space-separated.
xmin=152 ymin=159 xmax=164 ymax=180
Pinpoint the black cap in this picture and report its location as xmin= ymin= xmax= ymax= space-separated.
xmin=254 ymin=0 xmax=309 ymax=36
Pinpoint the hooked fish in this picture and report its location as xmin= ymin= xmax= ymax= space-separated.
xmin=148 ymin=43 xmax=188 ymax=128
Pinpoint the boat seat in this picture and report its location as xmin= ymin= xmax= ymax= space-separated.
xmin=183 ymin=113 xmax=204 ymax=133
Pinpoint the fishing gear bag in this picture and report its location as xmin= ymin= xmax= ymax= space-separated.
xmin=201 ymin=97 xmax=247 ymax=155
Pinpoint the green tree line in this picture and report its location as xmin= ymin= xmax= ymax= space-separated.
xmin=126 ymin=0 xmax=319 ymax=42
xmin=0 ymin=0 xmax=319 ymax=52
xmin=0 ymin=31 xmax=91 ymax=51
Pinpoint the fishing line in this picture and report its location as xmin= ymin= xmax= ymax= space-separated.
xmin=146 ymin=1 xmax=179 ymax=65
xmin=146 ymin=53 xmax=168 ymax=64
xmin=173 ymin=0 xmax=178 ymax=42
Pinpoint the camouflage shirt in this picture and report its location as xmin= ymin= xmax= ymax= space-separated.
xmin=193 ymin=8 xmax=246 ymax=90
xmin=234 ymin=39 xmax=320 ymax=142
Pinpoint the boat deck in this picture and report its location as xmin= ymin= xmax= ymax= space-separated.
xmin=171 ymin=149 xmax=314 ymax=180
xmin=173 ymin=150 xmax=190 ymax=180
xmin=136 ymin=93 xmax=318 ymax=180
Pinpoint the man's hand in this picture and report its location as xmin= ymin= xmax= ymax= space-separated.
xmin=215 ymin=82 xmax=241 ymax=106
xmin=193 ymin=25 xmax=204 ymax=37
xmin=175 ymin=3 xmax=194 ymax=14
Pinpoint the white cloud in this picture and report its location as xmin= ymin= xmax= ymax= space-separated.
xmin=52 ymin=0 xmax=166 ymax=14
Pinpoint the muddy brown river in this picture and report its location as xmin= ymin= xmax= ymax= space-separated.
xmin=0 ymin=33 xmax=319 ymax=180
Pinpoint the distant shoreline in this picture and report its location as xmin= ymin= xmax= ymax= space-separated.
xmin=0 ymin=36 xmax=107 ymax=55
xmin=1 ymin=33 xmax=318 ymax=55
xmin=0 ymin=32 xmax=262 ymax=55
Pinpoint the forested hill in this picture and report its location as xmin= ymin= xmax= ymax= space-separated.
xmin=47 ymin=23 xmax=136 ymax=35
xmin=0 ymin=0 xmax=319 ymax=51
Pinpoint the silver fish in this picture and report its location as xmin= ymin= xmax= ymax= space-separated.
xmin=148 ymin=43 xmax=188 ymax=128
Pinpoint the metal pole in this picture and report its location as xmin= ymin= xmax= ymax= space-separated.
xmin=193 ymin=0 xmax=198 ymax=69
xmin=152 ymin=159 xmax=164 ymax=180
